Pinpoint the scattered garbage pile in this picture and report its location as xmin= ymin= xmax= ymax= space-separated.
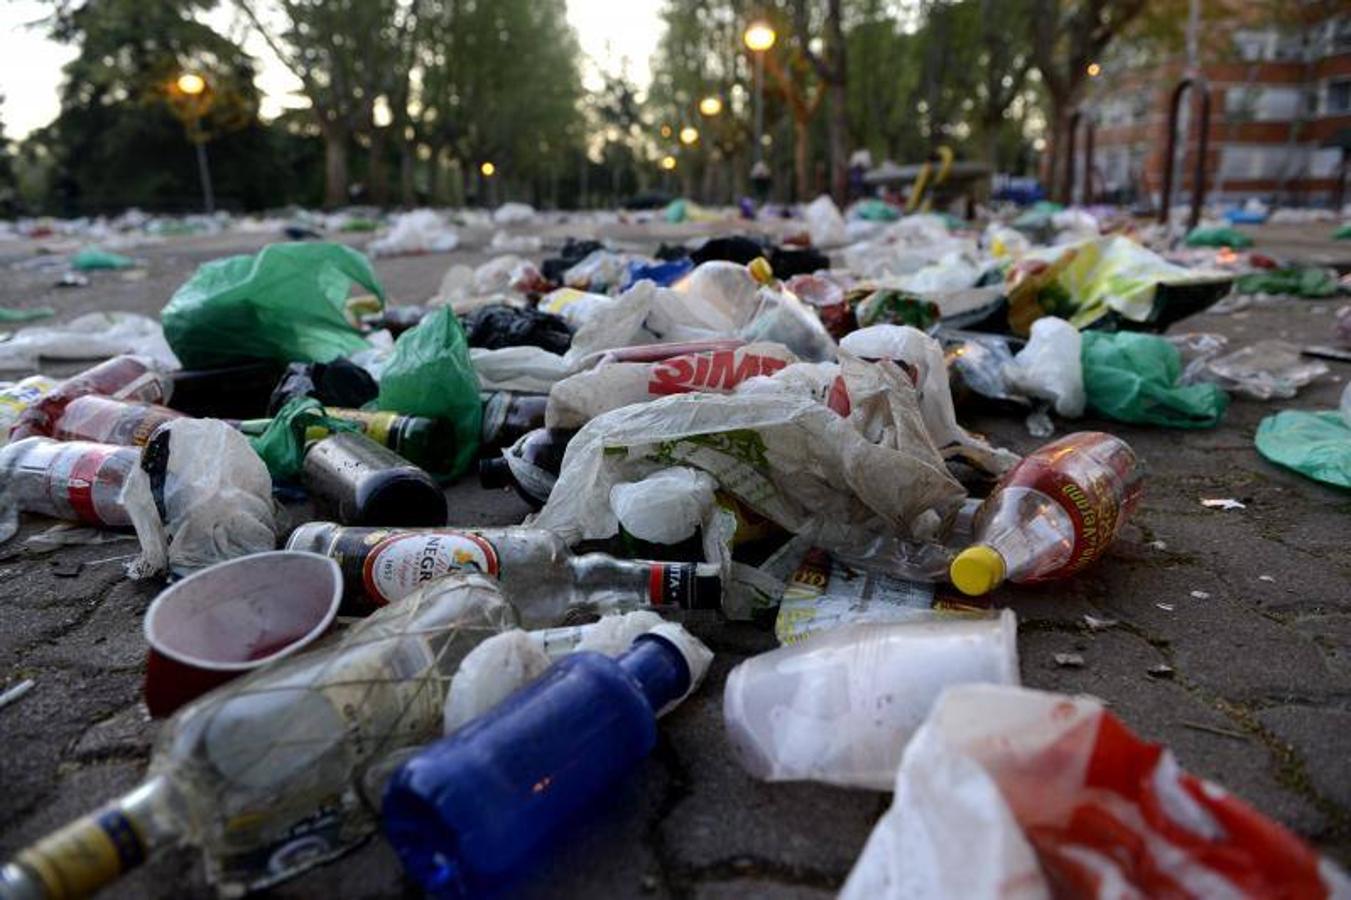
xmin=0 ymin=194 xmax=1348 ymax=900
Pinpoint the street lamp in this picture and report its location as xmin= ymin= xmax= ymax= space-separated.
xmin=679 ymin=126 xmax=699 ymax=146
xmin=743 ymin=22 xmax=776 ymax=169
xmin=1087 ymin=62 xmax=1102 ymax=77
xmin=168 ymin=72 xmax=215 ymax=214
xmin=660 ymin=155 xmax=677 ymax=171
xmin=698 ymin=95 xmax=723 ymax=117
xmin=660 ymin=124 xmax=673 ymax=139
xmin=480 ymin=161 xmax=496 ymax=177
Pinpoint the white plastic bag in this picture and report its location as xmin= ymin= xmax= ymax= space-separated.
xmin=1003 ymin=316 xmax=1086 ymax=417
xmin=804 ymin=194 xmax=848 ymax=248
xmin=842 ymin=684 xmax=1351 ymax=900
xmin=122 ymin=419 xmax=276 ymax=578
xmin=841 ymin=325 xmax=1020 ymax=474
xmin=723 ymin=612 xmax=1018 ymax=790
xmin=470 ymin=346 xmax=569 ymax=393
xmin=488 ymin=230 xmax=542 ymax=254
xmin=369 ymin=209 xmax=459 ymax=257
xmin=0 ymin=312 xmax=180 ymax=372
xmin=492 ymin=202 xmax=536 ymax=225
xmin=610 ymin=467 xmax=717 ymax=544
xmin=538 ymin=287 xmax=619 ymax=330
xmin=546 ymin=342 xmax=798 ymax=429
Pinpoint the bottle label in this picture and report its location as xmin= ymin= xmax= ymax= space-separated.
xmin=16 ymin=809 xmax=145 ymax=898
xmin=362 ymin=532 xmax=500 ymax=607
xmin=647 ymin=563 xmax=718 ymax=609
xmin=63 ymin=446 xmax=124 ymax=526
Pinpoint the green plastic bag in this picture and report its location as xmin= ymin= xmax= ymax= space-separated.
xmin=1234 ymin=267 xmax=1339 ymax=299
xmin=854 ymin=199 xmax=901 ymax=222
xmin=1333 ymin=224 xmax=1350 ymax=241
xmin=1184 ymin=226 xmax=1253 ymax=249
xmin=162 ymin=242 xmax=384 ymax=368
xmin=1255 ymin=410 xmax=1351 ymax=489
xmin=376 ymin=307 xmax=481 ymax=478
xmin=1081 ymin=331 xmax=1228 ymax=428
xmin=72 ymin=247 xmax=135 ymax=270
xmin=0 ymin=306 xmax=54 ymax=323
xmin=248 ymin=396 xmax=360 ymax=481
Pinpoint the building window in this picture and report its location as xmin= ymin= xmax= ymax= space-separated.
xmin=1328 ymin=79 xmax=1351 ymax=115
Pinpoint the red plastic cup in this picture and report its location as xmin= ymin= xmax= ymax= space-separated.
xmin=143 ymin=551 xmax=342 ymax=718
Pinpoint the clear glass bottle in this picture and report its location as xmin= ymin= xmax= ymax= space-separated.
xmin=949 ymin=431 xmax=1142 ymax=596
xmin=0 ymin=575 xmax=519 ymax=899
xmin=285 ymin=522 xmax=723 ymax=622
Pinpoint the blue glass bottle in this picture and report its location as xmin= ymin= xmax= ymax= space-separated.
xmin=381 ymin=634 xmax=691 ymax=897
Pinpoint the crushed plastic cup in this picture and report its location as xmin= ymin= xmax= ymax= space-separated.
xmin=722 ymin=611 xmax=1019 ymax=790
xmin=142 ymin=551 xmax=342 ymax=717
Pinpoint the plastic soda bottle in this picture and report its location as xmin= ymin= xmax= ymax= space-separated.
xmin=382 ymin=631 xmax=696 ymax=897
xmin=52 ymin=395 xmax=184 ymax=447
xmin=949 ymin=432 xmax=1142 ymax=596
xmin=0 ymin=437 xmax=141 ymax=527
xmin=11 ymin=355 xmax=171 ymax=440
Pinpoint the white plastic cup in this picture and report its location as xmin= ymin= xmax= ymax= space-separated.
xmin=723 ymin=610 xmax=1019 ymax=790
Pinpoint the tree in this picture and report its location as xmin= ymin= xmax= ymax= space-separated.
xmin=1029 ymin=0 xmax=1148 ymax=202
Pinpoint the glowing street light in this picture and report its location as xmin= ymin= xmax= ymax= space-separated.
xmin=176 ymin=72 xmax=206 ymax=96
xmin=660 ymin=155 xmax=677 ymax=171
xmin=743 ymin=22 xmax=776 ymax=52
xmin=1087 ymin=62 xmax=1102 ymax=77
xmin=480 ymin=161 xmax=496 ymax=177
xmin=698 ymin=95 xmax=723 ymax=117
xmin=659 ymin=124 xmax=673 ymax=139
xmin=679 ymin=126 xmax=699 ymax=145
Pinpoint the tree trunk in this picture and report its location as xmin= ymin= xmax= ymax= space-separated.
xmin=793 ymin=119 xmax=810 ymax=201
xmin=322 ymin=126 xmax=349 ymax=210
xmin=368 ymin=127 xmax=390 ymax=207
xmin=1044 ymin=94 xmax=1072 ymax=205
xmin=825 ymin=0 xmax=848 ymax=205
xmin=429 ymin=145 xmax=447 ymax=204
xmin=399 ymin=139 xmax=415 ymax=208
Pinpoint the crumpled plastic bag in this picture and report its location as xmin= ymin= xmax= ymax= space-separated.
xmin=804 ymin=195 xmax=848 ymax=248
xmin=162 ymin=242 xmax=383 ymax=368
xmin=1199 ymin=339 xmax=1328 ymax=400
xmin=1003 ymin=316 xmax=1085 ymax=417
xmin=534 ymin=355 xmax=969 ymax=615
xmin=470 ymin=346 xmax=569 ymax=393
xmin=840 ymin=325 xmax=1019 ymax=474
xmin=610 ymin=467 xmax=718 ymax=544
xmin=248 ymin=396 xmax=360 ymax=481
xmin=537 ymin=287 xmax=619 ymax=330
xmin=463 ymin=304 xmax=571 ymax=354
xmin=724 ymin=613 xmax=1018 ymax=790
xmin=546 ymin=342 xmax=798 ymax=429
xmin=1081 ymin=331 xmax=1228 ymax=428
xmin=1234 ymin=266 xmax=1339 ymax=299
xmin=0 ymin=312 xmax=180 ymax=372
xmin=71 ymin=247 xmax=135 ymax=271
xmin=1185 ymin=224 xmax=1254 ymax=248
xmin=1255 ymin=409 xmax=1351 ymax=489
xmin=368 ymin=209 xmax=459 ymax=257
xmin=122 ymin=419 xmax=277 ymax=578
xmin=376 ymin=307 xmax=481 ymax=478
xmin=488 ymin=230 xmax=542 ymax=254
xmin=842 ymin=683 xmax=1351 ymax=900
xmin=492 ymin=202 xmax=536 ymax=225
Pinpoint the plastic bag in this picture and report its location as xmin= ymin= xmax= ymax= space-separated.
xmin=1233 ymin=266 xmax=1339 ymax=299
xmin=268 ymin=358 xmax=378 ymax=415
xmin=368 ymin=209 xmax=459 ymax=257
xmin=1200 ymin=340 xmax=1328 ymax=400
xmin=804 ymin=195 xmax=848 ymax=248
xmin=1081 ymin=331 xmax=1228 ymax=428
xmin=376 ymin=307 xmax=481 ymax=478
xmin=1255 ymin=410 xmax=1351 ymax=489
xmin=488 ymin=230 xmax=542 ymax=254
xmin=122 ymin=419 xmax=277 ymax=578
xmin=610 ymin=467 xmax=717 ymax=544
xmin=723 ymin=613 xmax=1018 ymax=790
xmin=842 ymin=684 xmax=1351 ymax=900
xmin=1184 ymin=225 xmax=1254 ymax=248
xmin=1003 ymin=316 xmax=1085 ymax=417
xmin=463 ymin=304 xmax=572 ymax=354
xmin=537 ymin=287 xmax=619 ymax=330
xmin=546 ymin=342 xmax=798 ymax=429
xmin=0 ymin=312 xmax=180 ymax=372
xmin=162 ymin=243 xmax=383 ymax=368
xmin=492 ymin=202 xmax=536 ymax=225
xmin=470 ymin=346 xmax=569 ymax=393
xmin=248 ymin=396 xmax=360 ymax=481
xmin=71 ymin=247 xmax=135 ymax=271
xmin=774 ymin=549 xmax=942 ymax=644
xmin=0 ymin=376 xmax=58 ymax=445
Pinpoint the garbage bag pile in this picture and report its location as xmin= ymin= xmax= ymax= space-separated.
xmin=0 ymin=197 xmax=1348 ymax=900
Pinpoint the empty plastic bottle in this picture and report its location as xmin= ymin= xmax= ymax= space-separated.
xmin=52 ymin=395 xmax=184 ymax=447
xmin=382 ymin=630 xmax=698 ymax=897
xmin=11 ymin=355 xmax=171 ymax=440
xmin=0 ymin=437 xmax=141 ymax=528
xmin=949 ymin=431 xmax=1142 ymax=596
xmin=0 ymin=376 xmax=58 ymax=444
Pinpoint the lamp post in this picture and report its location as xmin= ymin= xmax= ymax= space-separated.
xmin=170 ymin=73 xmax=215 ymax=214
xmin=698 ymin=95 xmax=723 ymax=118
xmin=743 ymin=22 xmax=776 ymax=168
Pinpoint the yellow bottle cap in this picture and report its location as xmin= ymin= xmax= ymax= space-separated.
xmin=950 ymin=545 xmax=1006 ymax=596
xmin=748 ymin=256 xmax=774 ymax=285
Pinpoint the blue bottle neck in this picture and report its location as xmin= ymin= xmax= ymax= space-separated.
xmin=617 ymin=635 xmax=690 ymax=713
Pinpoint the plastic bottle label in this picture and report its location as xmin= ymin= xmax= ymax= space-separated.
xmin=362 ymin=533 xmax=500 ymax=606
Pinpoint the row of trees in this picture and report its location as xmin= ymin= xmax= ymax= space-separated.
xmin=3 ymin=0 xmax=1206 ymax=214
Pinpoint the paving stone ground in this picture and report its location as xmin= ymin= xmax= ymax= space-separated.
xmin=0 ymin=222 xmax=1347 ymax=898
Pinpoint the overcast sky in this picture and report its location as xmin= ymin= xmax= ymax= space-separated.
xmin=0 ymin=0 xmax=663 ymax=139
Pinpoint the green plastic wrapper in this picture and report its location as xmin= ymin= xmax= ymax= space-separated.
xmin=0 ymin=307 xmax=54 ymax=323
xmin=71 ymin=247 xmax=135 ymax=271
xmin=247 ymin=396 xmax=360 ymax=481
xmin=1234 ymin=267 xmax=1339 ymax=299
xmin=162 ymin=242 xmax=384 ymax=367
xmin=1332 ymin=224 xmax=1350 ymax=241
xmin=1255 ymin=410 xmax=1351 ymax=489
xmin=1081 ymin=331 xmax=1228 ymax=428
xmin=376 ymin=307 xmax=481 ymax=478
xmin=1184 ymin=226 xmax=1254 ymax=249
xmin=853 ymin=199 xmax=901 ymax=222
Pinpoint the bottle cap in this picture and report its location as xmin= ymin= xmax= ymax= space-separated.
xmin=949 ymin=545 xmax=1006 ymax=596
xmin=478 ymin=457 xmax=510 ymax=489
xmin=747 ymin=256 xmax=774 ymax=285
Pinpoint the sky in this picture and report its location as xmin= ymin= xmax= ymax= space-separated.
xmin=0 ymin=0 xmax=664 ymax=140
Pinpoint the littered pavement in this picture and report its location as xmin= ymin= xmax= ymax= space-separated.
xmin=0 ymin=221 xmax=1348 ymax=899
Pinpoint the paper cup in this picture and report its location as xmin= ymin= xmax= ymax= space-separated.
xmin=143 ymin=551 xmax=342 ymax=717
